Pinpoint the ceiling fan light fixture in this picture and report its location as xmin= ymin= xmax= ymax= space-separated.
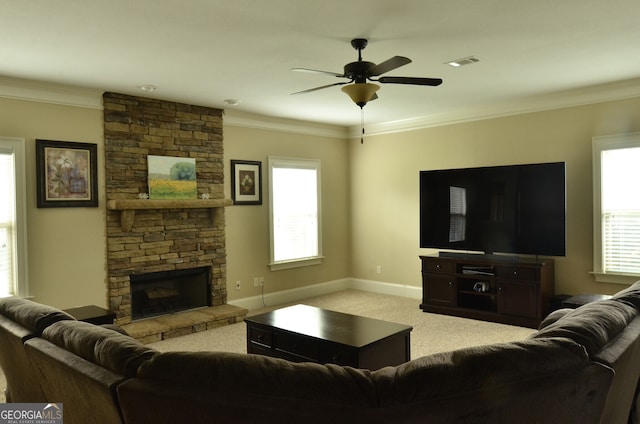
xmin=341 ymin=83 xmax=380 ymax=108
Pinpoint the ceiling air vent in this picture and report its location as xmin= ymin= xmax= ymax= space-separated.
xmin=446 ymin=56 xmax=480 ymax=67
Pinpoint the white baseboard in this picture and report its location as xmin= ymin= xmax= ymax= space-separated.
xmin=228 ymin=278 xmax=421 ymax=312
xmin=349 ymin=278 xmax=422 ymax=300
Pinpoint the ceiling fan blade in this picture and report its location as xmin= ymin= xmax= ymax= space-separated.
xmin=291 ymin=67 xmax=345 ymax=78
xmin=367 ymin=56 xmax=412 ymax=76
xmin=378 ymin=76 xmax=443 ymax=86
xmin=291 ymin=81 xmax=351 ymax=95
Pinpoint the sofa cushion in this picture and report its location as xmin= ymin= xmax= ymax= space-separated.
xmin=0 ymin=296 xmax=74 ymax=335
xmin=531 ymin=300 xmax=638 ymax=356
xmin=42 ymin=320 xmax=156 ymax=377
xmin=136 ymin=350 xmax=377 ymax=406
xmin=372 ymin=337 xmax=590 ymax=404
xmin=539 ymin=308 xmax=573 ymax=329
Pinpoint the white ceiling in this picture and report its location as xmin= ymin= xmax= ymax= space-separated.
xmin=2 ymin=0 xmax=640 ymax=132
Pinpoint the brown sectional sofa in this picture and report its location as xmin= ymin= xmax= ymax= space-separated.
xmin=2 ymin=281 xmax=640 ymax=423
xmin=117 ymin=337 xmax=611 ymax=424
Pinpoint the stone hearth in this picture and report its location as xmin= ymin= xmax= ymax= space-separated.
xmin=120 ymin=304 xmax=244 ymax=344
xmin=103 ymin=93 xmax=246 ymax=340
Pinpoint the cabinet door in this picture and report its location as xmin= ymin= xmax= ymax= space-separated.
xmin=425 ymin=276 xmax=456 ymax=306
xmin=497 ymin=281 xmax=538 ymax=318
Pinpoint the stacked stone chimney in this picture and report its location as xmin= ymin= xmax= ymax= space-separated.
xmin=103 ymin=92 xmax=227 ymax=325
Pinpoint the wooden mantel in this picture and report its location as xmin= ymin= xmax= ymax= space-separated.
xmin=106 ymin=199 xmax=233 ymax=232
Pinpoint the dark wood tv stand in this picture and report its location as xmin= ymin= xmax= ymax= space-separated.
xmin=419 ymin=254 xmax=554 ymax=328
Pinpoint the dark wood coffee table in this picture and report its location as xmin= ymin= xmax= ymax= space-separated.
xmin=245 ymin=304 xmax=412 ymax=370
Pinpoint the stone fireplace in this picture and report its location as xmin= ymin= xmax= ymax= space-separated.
xmin=103 ymin=93 xmax=244 ymax=337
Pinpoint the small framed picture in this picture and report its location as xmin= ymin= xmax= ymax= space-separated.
xmin=36 ymin=139 xmax=98 ymax=208
xmin=231 ymin=160 xmax=262 ymax=205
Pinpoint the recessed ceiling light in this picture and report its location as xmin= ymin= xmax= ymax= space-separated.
xmin=138 ymin=84 xmax=157 ymax=92
xmin=445 ymin=56 xmax=480 ymax=67
xmin=224 ymin=99 xmax=241 ymax=106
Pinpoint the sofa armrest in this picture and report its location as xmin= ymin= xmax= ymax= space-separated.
xmin=24 ymin=337 xmax=128 ymax=424
xmin=0 ymin=315 xmax=47 ymax=402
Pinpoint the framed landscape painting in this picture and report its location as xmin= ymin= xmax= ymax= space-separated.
xmin=36 ymin=139 xmax=98 ymax=208
xmin=147 ymin=155 xmax=197 ymax=199
xmin=231 ymin=160 xmax=262 ymax=205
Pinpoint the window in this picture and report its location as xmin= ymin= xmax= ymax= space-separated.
xmin=448 ymin=186 xmax=466 ymax=242
xmin=592 ymin=133 xmax=640 ymax=283
xmin=268 ymin=157 xmax=322 ymax=270
xmin=0 ymin=137 xmax=29 ymax=297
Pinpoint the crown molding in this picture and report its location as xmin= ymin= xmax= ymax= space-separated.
xmin=3 ymin=75 xmax=639 ymax=140
xmin=0 ymin=76 xmax=347 ymax=139
xmin=347 ymin=77 xmax=640 ymax=138
xmin=223 ymin=109 xmax=347 ymax=139
xmin=0 ymin=76 xmax=103 ymax=109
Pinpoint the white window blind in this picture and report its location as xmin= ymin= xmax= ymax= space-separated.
xmin=269 ymin=157 xmax=322 ymax=270
xmin=0 ymin=149 xmax=16 ymax=296
xmin=592 ymin=133 xmax=640 ymax=283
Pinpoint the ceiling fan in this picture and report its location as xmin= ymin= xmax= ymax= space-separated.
xmin=292 ymin=38 xmax=443 ymax=108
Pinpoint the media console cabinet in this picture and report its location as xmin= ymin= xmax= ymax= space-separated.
xmin=420 ymin=254 xmax=554 ymax=328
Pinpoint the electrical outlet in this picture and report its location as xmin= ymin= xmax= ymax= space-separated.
xmin=376 ymin=265 xmax=382 ymax=274
xmin=254 ymin=277 xmax=264 ymax=287
xmin=235 ymin=281 xmax=241 ymax=290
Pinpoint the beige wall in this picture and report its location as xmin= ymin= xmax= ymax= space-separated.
xmin=2 ymin=89 xmax=640 ymax=309
xmin=223 ymin=124 xmax=351 ymax=301
xmin=0 ymin=94 xmax=351 ymax=308
xmin=0 ymin=97 xmax=106 ymax=308
xmin=349 ymin=97 xmax=640 ymax=296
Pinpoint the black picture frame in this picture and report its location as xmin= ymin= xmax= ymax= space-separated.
xmin=231 ymin=160 xmax=262 ymax=205
xmin=36 ymin=139 xmax=98 ymax=208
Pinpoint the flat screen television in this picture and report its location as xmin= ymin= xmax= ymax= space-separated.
xmin=419 ymin=162 xmax=566 ymax=257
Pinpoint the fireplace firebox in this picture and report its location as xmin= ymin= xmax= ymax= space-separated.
xmin=130 ymin=267 xmax=211 ymax=321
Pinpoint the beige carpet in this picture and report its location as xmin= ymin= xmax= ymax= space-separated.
xmin=148 ymin=289 xmax=535 ymax=358
xmin=0 ymin=289 xmax=535 ymax=403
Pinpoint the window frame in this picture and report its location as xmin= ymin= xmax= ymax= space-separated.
xmin=268 ymin=156 xmax=323 ymax=271
xmin=0 ymin=137 xmax=29 ymax=297
xmin=592 ymin=132 xmax=640 ymax=284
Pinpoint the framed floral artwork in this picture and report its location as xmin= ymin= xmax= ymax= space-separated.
xmin=36 ymin=139 xmax=98 ymax=208
xmin=231 ymin=160 xmax=262 ymax=205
